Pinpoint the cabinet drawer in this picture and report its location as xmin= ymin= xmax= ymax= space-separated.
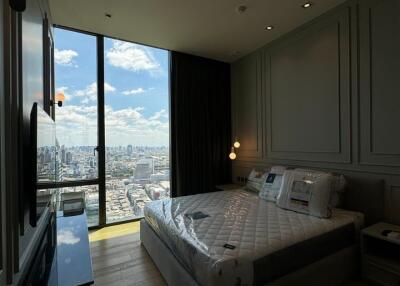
xmin=364 ymin=260 xmax=400 ymax=286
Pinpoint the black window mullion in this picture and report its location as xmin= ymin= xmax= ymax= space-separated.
xmin=37 ymin=179 xmax=100 ymax=190
xmin=97 ymin=35 xmax=106 ymax=226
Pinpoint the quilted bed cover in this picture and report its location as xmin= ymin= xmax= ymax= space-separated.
xmin=144 ymin=189 xmax=364 ymax=286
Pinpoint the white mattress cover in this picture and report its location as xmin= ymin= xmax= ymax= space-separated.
xmin=144 ymin=189 xmax=364 ymax=286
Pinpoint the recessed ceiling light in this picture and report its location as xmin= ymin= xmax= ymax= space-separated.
xmin=230 ymin=51 xmax=241 ymax=57
xmin=265 ymin=25 xmax=274 ymax=31
xmin=302 ymin=2 xmax=313 ymax=8
xmin=236 ymin=5 xmax=247 ymax=14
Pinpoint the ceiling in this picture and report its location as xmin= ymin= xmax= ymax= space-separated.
xmin=49 ymin=0 xmax=346 ymax=62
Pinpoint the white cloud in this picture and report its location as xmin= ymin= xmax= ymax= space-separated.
xmin=75 ymin=82 xmax=116 ymax=102
xmin=122 ymin=87 xmax=145 ymax=96
xmin=58 ymin=229 xmax=80 ymax=245
xmin=149 ymin=109 xmax=168 ymax=120
xmin=105 ymin=83 xmax=117 ymax=92
xmin=56 ymin=105 xmax=169 ymax=147
xmin=54 ymin=48 xmax=78 ymax=66
xmin=106 ymin=40 xmax=160 ymax=73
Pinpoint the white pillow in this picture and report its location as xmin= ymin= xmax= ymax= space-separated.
xmin=330 ymin=174 xmax=347 ymax=207
xmin=246 ymin=169 xmax=268 ymax=192
xmin=259 ymin=166 xmax=287 ymax=202
xmin=276 ymin=170 xmax=336 ymax=218
xmin=295 ymin=168 xmax=347 ymax=207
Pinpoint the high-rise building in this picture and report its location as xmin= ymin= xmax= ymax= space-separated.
xmin=66 ymin=151 xmax=73 ymax=165
xmin=150 ymin=172 xmax=169 ymax=183
xmin=134 ymin=157 xmax=154 ymax=181
xmin=44 ymin=148 xmax=51 ymax=163
xmin=60 ymin=145 xmax=66 ymax=164
xmin=55 ymin=157 xmax=64 ymax=182
xmin=89 ymin=157 xmax=95 ymax=168
xmin=127 ymin=144 xmax=133 ymax=156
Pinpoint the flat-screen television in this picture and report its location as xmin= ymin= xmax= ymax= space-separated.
xmin=30 ymin=103 xmax=56 ymax=226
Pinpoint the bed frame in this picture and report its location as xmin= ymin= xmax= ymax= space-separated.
xmin=141 ymin=219 xmax=358 ymax=286
xmin=140 ymin=178 xmax=384 ymax=285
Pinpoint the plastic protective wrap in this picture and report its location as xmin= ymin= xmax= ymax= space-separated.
xmin=144 ymin=189 xmax=364 ymax=286
xmin=277 ymin=170 xmax=336 ymax=218
xmin=246 ymin=169 xmax=268 ymax=192
xmin=258 ymin=166 xmax=287 ymax=202
xmin=295 ymin=168 xmax=347 ymax=208
xmin=145 ymin=189 xmax=254 ymax=286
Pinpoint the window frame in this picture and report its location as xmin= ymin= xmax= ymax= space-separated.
xmin=45 ymin=25 xmax=171 ymax=229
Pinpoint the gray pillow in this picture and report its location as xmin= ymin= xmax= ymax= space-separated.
xmin=245 ymin=169 xmax=268 ymax=192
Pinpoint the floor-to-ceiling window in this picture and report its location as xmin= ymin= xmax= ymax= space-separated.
xmin=54 ymin=29 xmax=98 ymax=182
xmin=53 ymin=27 xmax=169 ymax=227
xmin=54 ymin=28 xmax=100 ymax=226
xmin=104 ymin=38 xmax=169 ymax=223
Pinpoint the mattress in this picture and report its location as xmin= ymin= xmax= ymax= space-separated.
xmin=144 ymin=189 xmax=364 ymax=286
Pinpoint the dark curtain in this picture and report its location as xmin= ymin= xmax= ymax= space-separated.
xmin=170 ymin=51 xmax=232 ymax=197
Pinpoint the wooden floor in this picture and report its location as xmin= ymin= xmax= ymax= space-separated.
xmin=89 ymin=222 xmax=167 ymax=286
xmin=89 ymin=222 xmax=369 ymax=286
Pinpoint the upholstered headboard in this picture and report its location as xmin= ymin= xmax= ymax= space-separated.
xmin=344 ymin=176 xmax=385 ymax=226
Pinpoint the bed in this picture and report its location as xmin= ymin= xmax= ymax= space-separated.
xmin=140 ymin=187 xmax=372 ymax=286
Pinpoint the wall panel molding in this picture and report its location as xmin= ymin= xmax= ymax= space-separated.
xmin=359 ymin=0 xmax=400 ymax=166
xmin=264 ymin=7 xmax=352 ymax=164
xmin=233 ymin=159 xmax=400 ymax=177
xmin=389 ymin=186 xmax=400 ymax=225
xmin=230 ymin=0 xmax=400 ymax=223
xmin=231 ymin=51 xmax=263 ymax=159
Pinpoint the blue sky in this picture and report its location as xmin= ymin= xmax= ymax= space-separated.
xmin=54 ymin=28 xmax=169 ymax=147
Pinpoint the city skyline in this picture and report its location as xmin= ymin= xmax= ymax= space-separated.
xmin=37 ymin=144 xmax=170 ymax=226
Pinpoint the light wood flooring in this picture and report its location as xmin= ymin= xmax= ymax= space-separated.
xmin=89 ymin=221 xmax=166 ymax=286
xmin=89 ymin=221 xmax=368 ymax=286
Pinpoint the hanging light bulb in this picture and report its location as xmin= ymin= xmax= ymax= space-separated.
xmin=52 ymin=92 xmax=66 ymax=107
xmin=55 ymin=92 xmax=65 ymax=103
xmin=229 ymin=147 xmax=237 ymax=160
xmin=233 ymin=138 xmax=240 ymax=149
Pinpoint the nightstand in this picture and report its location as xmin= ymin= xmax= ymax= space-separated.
xmin=361 ymin=222 xmax=400 ymax=286
xmin=215 ymin=184 xmax=243 ymax=191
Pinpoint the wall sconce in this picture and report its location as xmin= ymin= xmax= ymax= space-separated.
xmin=229 ymin=138 xmax=240 ymax=160
xmin=229 ymin=147 xmax=237 ymax=160
xmin=233 ymin=138 xmax=240 ymax=149
xmin=51 ymin=92 xmax=65 ymax=107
